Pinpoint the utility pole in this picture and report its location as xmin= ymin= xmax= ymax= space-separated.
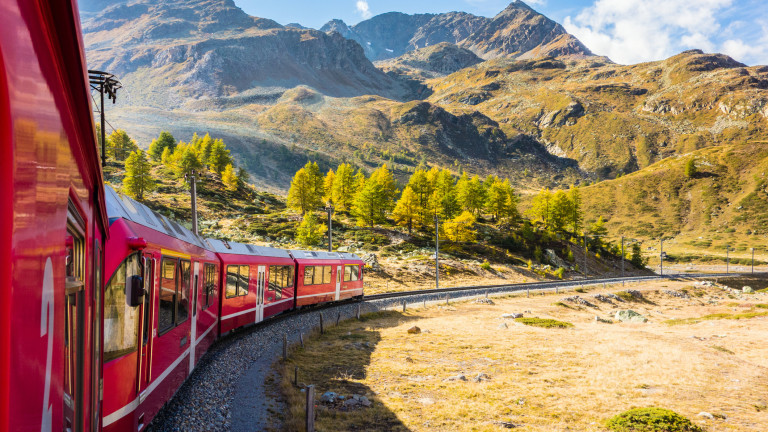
xmin=726 ymin=245 xmax=730 ymax=274
xmin=752 ymin=247 xmax=755 ymax=274
xmin=435 ymin=215 xmax=440 ymax=290
xmin=621 ymin=236 xmax=625 ymax=279
xmin=324 ymin=202 xmax=334 ymax=252
xmin=185 ymin=170 xmax=198 ymax=235
xmin=659 ymin=239 xmax=664 ymax=276
xmin=88 ymin=70 xmax=121 ymax=167
xmin=583 ymin=234 xmax=588 ymax=279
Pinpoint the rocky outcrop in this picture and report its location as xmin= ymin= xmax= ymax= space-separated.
xmin=376 ymin=43 xmax=483 ymax=80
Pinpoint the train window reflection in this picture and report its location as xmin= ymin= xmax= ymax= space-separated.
xmin=104 ymin=253 xmax=141 ymax=362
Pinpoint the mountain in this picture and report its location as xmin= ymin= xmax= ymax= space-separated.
xmin=82 ymin=0 xmax=413 ymax=109
xmin=376 ymin=42 xmax=484 ymax=80
xmin=428 ymin=50 xmax=768 ymax=179
xmin=320 ymin=1 xmax=593 ymax=62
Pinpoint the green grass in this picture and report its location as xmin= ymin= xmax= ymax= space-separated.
xmin=710 ymin=345 xmax=734 ymax=355
xmin=665 ymin=311 xmax=768 ymax=325
xmin=514 ymin=317 xmax=573 ymax=328
xmin=553 ymin=302 xmax=574 ymax=309
xmin=606 ymin=407 xmax=703 ymax=432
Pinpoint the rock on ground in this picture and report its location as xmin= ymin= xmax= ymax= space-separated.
xmin=615 ymin=309 xmax=648 ymax=323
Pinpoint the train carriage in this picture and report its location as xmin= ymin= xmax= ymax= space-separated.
xmin=291 ymin=251 xmax=365 ymax=307
xmin=102 ymin=187 xmax=219 ymax=431
xmin=1 ymin=0 xmax=109 ymax=430
xmin=208 ymin=240 xmax=296 ymax=335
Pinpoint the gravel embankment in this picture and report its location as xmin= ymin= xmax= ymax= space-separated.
xmin=147 ymin=276 xmax=669 ymax=431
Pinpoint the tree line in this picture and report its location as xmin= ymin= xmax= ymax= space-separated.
xmin=100 ymin=126 xmax=248 ymax=200
xmin=287 ymin=161 xmax=521 ymax=245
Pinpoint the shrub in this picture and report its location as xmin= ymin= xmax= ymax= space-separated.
xmin=480 ymin=261 xmax=492 ymax=271
xmin=554 ymin=267 xmax=565 ymax=279
xmin=606 ymin=407 xmax=703 ymax=432
xmin=514 ymin=317 xmax=573 ymax=328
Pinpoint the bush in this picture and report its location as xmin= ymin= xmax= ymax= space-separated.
xmin=480 ymin=261 xmax=492 ymax=271
xmin=554 ymin=267 xmax=565 ymax=279
xmin=606 ymin=407 xmax=703 ymax=432
xmin=514 ymin=317 xmax=573 ymax=328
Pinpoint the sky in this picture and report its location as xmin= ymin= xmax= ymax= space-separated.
xmin=234 ymin=0 xmax=768 ymax=66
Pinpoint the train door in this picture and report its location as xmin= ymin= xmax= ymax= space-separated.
xmin=64 ymin=205 xmax=87 ymax=431
xmin=91 ymin=238 xmax=103 ymax=432
xmin=256 ymin=266 xmax=265 ymax=323
xmin=139 ymin=253 xmax=155 ymax=396
xmin=189 ymin=261 xmax=200 ymax=372
xmin=335 ymin=265 xmax=342 ymax=301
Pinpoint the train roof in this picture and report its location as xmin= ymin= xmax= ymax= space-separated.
xmin=289 ymin=250 xmax=363 ymax=262
xmin=206 ymin=238 xmax=292 ymax=259
xmin=105 ymin=185 xmax=208 ymax=249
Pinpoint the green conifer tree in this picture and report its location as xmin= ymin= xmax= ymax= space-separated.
xmin=148 ymin=131 xmax=176 ymax=161
xmin=123 ymin=150 xmax=155 ymax=200
xmin=393 ymin=186 xmax=418 ymax=235
xmin=296 ymin=212 xmax=327 ymax=246
xmin=332 ymin=163 xmax=356 ymax=212
xmin=222 ymin=163 xmax=238 ymax=191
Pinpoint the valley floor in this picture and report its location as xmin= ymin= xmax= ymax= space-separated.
xmin=277 ymin=277 xmax=768 ymax=431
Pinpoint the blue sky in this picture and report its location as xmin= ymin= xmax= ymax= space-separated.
xmin=234 ymin=0 xmax=768 ymax=65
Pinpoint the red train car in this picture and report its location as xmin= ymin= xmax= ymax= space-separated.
xmin=0 ymin=0 xmax=109 ymax=431
xmin=290 ymin=250 xmax=365 ymax=307
xmin=208 ymin=240 xmax=296 ymax=335
xmin=102 ymin=187 xmax=219 ymax=431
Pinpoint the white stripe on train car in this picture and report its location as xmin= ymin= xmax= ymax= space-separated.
xmin=104 ymin=347 xmax=190 ymax=426
xmin=221 ymin=307 xmax=258 ymax=321
xmin=195 ymin=321 xmax=217 ymax=346
xmin=295 ymin=292 xmax=336 ymax=299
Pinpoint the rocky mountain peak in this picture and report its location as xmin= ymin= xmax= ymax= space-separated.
xmin=494 ymin=0 xmax=535 ymax=18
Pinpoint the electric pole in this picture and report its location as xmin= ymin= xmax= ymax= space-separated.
xmin=752 ymin=247 xmax=755 ymax=274
xmin=726 ymin=245 xmax=730 ymax=274
xmin=583 ymin=233 xmax=588 ymax=279
xmin=659 ymin=239 xmax=664 ymax=276
xmin=324 ymin=202 xmax=334 ymax=252
xmin=185 ymin=170 xmax=198 ymax=235
xmin=621 ymin=236 xmax=625 ymax=279
xmin=435 ymin=215 xmax=440 ymax=290
xmin=88 ymin=70 xmax=121 ymax=167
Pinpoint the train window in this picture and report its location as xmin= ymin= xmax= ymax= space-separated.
xmin=268 ymin=266 xmax=293 ymax=300
xmin=226 ymin=265 xmax=249 ymax=298
xmin=178 ymin=260 xmax=191 ymax=324
xmin=303 ymin=266 xmax=332 ymax=285
xmin=158 ymin=258 xmax=177 ymax=334
xmin=323 ymin=266 xmax=332 ymax=284
xmin=104 ymin=253 xmax=141 ymax=362
xmin=203 ymin=263 xmax=218 ymax=309
xmin=344 ymin=265 xmax=360 ymax=282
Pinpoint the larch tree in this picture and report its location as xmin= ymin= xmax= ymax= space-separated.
xmin=323 ymin=169 xmax=335 ymax=204
xmin=457 ymin=174 xmax=486 ymax=215
xmin=207 ymin=138 xmax=232 ymax=174
xmin=528 ymin=188 xmax=553 ymax=228
xmin=123 ymin=150 xmax=155 ymax=200
xmin=222 ymin=163 xmax=238 ymax=191
xmin=352 ymin=164 xmax=397 ymax=227
xmin=549 ymin=190 xmax=572 ymax=232
xmin=148 ymin=131 xmax=176 ymax=161
xmin=392 ymin=186 xmax=418 ymax=235
xmin=173 ymin=144 xmax=203 ymax=181
xmin=429 ymin=168 xmax=458 ymax=219
xmin=332 ymin=163 xmax=356 ymax=212
xmin=486 ymin=177 xmax=518 ymax=222
xmin=407 ymin=169 xmax=433 ymax=228
xmin=287 ymin=168 xmax=320 ymax=215
xmin=107 ymin=129 xmax=138 ymax=161
xmin=567 ymin=185 xmax=583 ymax=234
xmin=296 ymin=212 xmax=327 ymax=247
xmin=443 ymin=211 xmax=477 ymax=243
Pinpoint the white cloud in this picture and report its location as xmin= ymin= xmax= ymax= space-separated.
xmin=356 ymin=0 xmax=372 ymax=19
xmin=563 ymin=0 xmax=735 ymax=64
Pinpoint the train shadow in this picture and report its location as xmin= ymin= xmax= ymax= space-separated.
xmin=280 ymin=310 xmax=418 ymax=431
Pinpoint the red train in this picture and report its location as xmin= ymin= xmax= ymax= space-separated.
xmin=101 ymin=187 xmax=364 ymax=431
xmin=1 ymin=0 xmax=111 ymax=431
xmin=1 ymin=1 xmax=364 ymax=430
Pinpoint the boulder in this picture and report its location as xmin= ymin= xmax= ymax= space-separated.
xmin=498 ymin=322 xmax=508 ymax=329
xmin=615 ymin=309 xmax=647 ymax=323
xmin=545 ymin=249 xmax=569 ymax=269
xmin=595 ymin=316 xmax=613 ymax=324
xmin=475 ymin=298 xmax=495 ymax=305
xmin=320 ymin=391 xmax=338 ymax=403
xmin=443 ymin=374 xmax=467 ymax=382
xmin=502 ymin=313 xmax=523 ymax=319
xmin=743 ymin=286 xmax=754 ymax=293
xmin=361 ymin=253 xmax=381 ymax=271
xmin=407 ymin=326 xmax=421 ymax=334
xmin=473 ymin=372 xmax=491 ymax=382
xmin=697 ymin=412 xmax=714 ymax=420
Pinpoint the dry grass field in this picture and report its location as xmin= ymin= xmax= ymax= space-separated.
xmin=276 ymin=277 xmax=768 ymax=431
